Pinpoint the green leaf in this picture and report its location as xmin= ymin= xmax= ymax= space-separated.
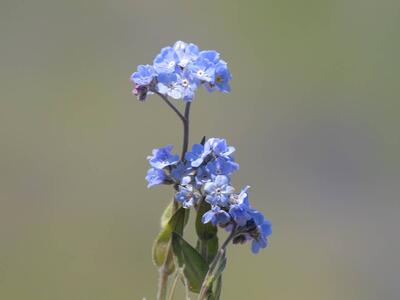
xmin=171 ymin=232 xmax=209 ymax=293
xmin=196 ymin=200 xmax=217 ymax=240
xmin=197 ymin=235 xmax=219 ymax=264
xmin=152 ymin=207 xmax=186 ymax=271
xmin=160 ymin=201 xmax=174 ymax=228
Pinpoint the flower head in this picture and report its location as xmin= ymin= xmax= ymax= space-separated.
xmin=173 ymin=41 xmax=200 ymax=68
xmin=130 ymin=41 xmax=232 ymax=101
xmin=145 ymin=168 xmax=167 ymax=188
xmin=204 ymin=175 xmax=235 ymax=207
xmin=206 ymin=61 xmax=232 ymax=93
xmin=188 ymin=57 xmax=215 ymax=83
xmin=202 ymin=206 xmax=231 ymax=226
xmin=131 ymin=64 xmax=156 ymax=86
xmin=206 ymin=156 xmax=239 ymax=177
xmin=199 ymin=50 xmax=220 ymax=64
xmin=251 ymin=219 xmax=272 ymax=254
xmin=195 ymin=166 xmax=212 ymax=187
xmin=147 ymin=145 xmax=179 ymax=169
xmin=156 ymin=73 xmax=184 ymax=99
xmin=171 ymin=161 xmax=193 ymax=184
xmin=185 ymin=143 xmax=211 ymax=167
xmin=205 ymin=138 xmax=235 ymax=158
xmin=175 ymin=184 xmax=201 ymax=208
xmin=153 ymin=47 xmax=179 ymax=74
xmin=229 ymin=186 xmax=251 ymax=226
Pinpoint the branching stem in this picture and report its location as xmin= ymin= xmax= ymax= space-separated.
xmin=156 ymin=94 xmax=192 ymax=300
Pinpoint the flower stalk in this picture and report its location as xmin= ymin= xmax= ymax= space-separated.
xmin=131 ymin=41 xmax=272 ymax=300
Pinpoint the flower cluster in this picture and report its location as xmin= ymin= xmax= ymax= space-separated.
xmin=130 ymin=41 xmax=232 ymax=102
xmin=146 ymin=138 xmax=272 ymax=254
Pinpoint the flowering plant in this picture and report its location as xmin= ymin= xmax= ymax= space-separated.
xmin=130 ymin=41 xmax=272 ymax=300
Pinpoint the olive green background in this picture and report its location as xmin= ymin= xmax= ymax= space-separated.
xmin=1 ymin=0 xmax=399 ymax=299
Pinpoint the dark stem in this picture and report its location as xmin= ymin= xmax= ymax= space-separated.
xmin=181 ymin=102 xmax=191 ymax=159
xmin=155 ymin=92 xmax=186 ymax=123
xmin=198 ymin=225 xmax=237 ymax=300
xmin=155 ymin=94 xmax=191 ymax=300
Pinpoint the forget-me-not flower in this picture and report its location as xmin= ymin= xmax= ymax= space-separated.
xmin=188 ymin=57 xmax=215 ymax=83
xmin=206 ymin=157 xmax=239 ymax=177
xmin=175 ymin=184 xmax=201 ymax=208
xmin=146 ymin=168 xmax=167 ymax=188
xmin=153 ymin=47 xmax=179 ymax=74
xmin=204 ymin=175 xmax=235 ymax=207
xmin=173 ymin=41 xmax=200 ymax=68
xmin=185 ymin=143 xmax=211 ymax=167
xmin=147 ymin=145 xmax=179 ymax=169
xmin=202 ymin=206 xmax=231 ymax=226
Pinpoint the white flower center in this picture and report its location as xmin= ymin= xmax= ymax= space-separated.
xmin=197 ymin=70 xmax=204 ymax=77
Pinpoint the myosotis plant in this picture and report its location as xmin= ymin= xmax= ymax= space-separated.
xmin=130 ymin=41 xmax=272 ymax=300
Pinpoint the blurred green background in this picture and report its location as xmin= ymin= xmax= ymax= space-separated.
xmin=1 ymin=0 xmax=399 ymax=299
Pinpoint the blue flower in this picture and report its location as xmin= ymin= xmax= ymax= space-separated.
xmin=205 ymin=138 xmax=235 ymax=157
xmin=185 ymin=143 xmax=211 ymax=167
xmin=173 ymin=41 xmax=200 ymax=68
xmin=204 ymin=175 xmax=235 ymax=207
xmin=195 ymin=166 xmax=212 ymax=187
xmin=206 ymin=157 xmax=239 ymax=177
xmin=130 ymin=64 xmax=156 ymax=86
xmin=175 ymin=184 xmax=201 ymax=208
xmin=202 ymin=206 xmax=231 ymax=226
xmin=156 ymin=73 xmax=184 ymax=99
xmin=153 ymin=47 xmax=179 ymax=74
xmin=229 ymin=186 xmax=252 ymax=226
xmin=188 ymin=57 xmax=215 ymax=83
xmin=146 ymin=168 xmax=166 ymax=188
xmin=233 ymin=209 xmax=272 ymax=254
xmin=206 ymin=61 xmax=232 ymax=93
xmin=147 ymin=145 xmax=179 ymax=169
xmin=199 ymin=50 xmax=220 ymax=64
xmin=251 ymin=219 xmax=272 ymax=254
xmin=171 ymin=161 xmax=193 ymax=183
xmin=131 ymin=42 xmax=233 ymax=102
xmin=179 ymin=70 xmax=198 ymax=102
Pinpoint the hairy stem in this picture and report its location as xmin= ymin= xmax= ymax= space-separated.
xmin=156 ymin=95 xmax=191 ymax=300
xmin=198 ymin=225 xmax=237 ymax=300
xmin=157 ymin=265 xmax=169 ymax=300
xmin=167 ymin=271 xmax=180 ymax=300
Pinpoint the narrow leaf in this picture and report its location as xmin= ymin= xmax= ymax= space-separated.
xmin=160 ymin=201 xmax=174 ymax=228
xmin=171 ymin=232 xmax=208 ymax=293
xmin=152 ymin=207 xmax=186 ymax=269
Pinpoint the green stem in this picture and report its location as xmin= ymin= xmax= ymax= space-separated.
xmin=198 ymin=226 xmax=237 ymax=300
